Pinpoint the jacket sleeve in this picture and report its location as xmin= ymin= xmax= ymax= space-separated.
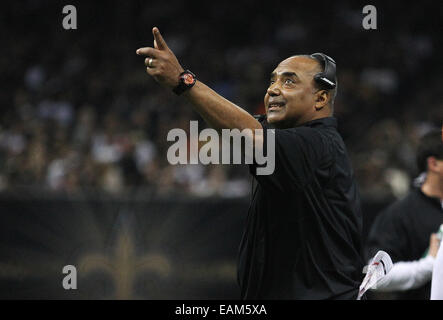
xmin=431 ymin=244 xmax=443 ymax=299
xmin=373 ymin=255 xmax=435 ymax=292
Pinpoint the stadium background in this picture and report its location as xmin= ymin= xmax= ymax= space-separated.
xmin=0 ymin=0 xmax=441 ymax=299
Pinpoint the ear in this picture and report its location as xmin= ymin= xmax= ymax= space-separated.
xmin=314 ymin=90 xmax=330 ymax=111
xmin=427 ymin=156 xmax=442 ymax=173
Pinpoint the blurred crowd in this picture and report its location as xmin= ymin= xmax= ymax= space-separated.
xmin=1 ymin=1 xmax=441 ymax=200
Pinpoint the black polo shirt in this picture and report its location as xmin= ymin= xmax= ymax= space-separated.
xmin=365 ymin=187 xmax=443 ymax=299
xmin=237 ymin=116 xmax=365 ymax=299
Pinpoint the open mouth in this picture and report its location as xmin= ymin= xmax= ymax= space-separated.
xmin=268 ymin=102 xmax=285 ymax=112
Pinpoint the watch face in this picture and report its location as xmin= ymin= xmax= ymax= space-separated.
xmin=183 ymin=73 xmax=195 ymax=85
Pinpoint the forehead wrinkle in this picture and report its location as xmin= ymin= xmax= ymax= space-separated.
xmin=278 ymin=56 xmax=321 ymax=78
xmin=270 ymin=71 xmax=299 ymax=79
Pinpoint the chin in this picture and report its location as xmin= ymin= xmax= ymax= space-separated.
xmin=266 ymin=115 xmax=285 ymax=128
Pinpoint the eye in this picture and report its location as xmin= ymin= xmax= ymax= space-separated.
xmin=285 ymin=78 xmax=295 ymax=85
xmin=269 ymin=79 xmax=275 ymax=85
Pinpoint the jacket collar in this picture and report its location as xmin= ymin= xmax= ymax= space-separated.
xmin=417 ymin=187 xmax=443 ymax=211
xmin=298 ymin=117 xmax=337 ymax=128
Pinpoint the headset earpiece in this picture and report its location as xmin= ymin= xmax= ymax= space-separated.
xmin=311 ymin=53 xmax=337 ymax=90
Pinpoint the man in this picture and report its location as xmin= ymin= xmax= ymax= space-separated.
xmin=136 ymin=27 xmax=365 ymax=299
xmin=431 ymin=233 xmax=443 ymax=299
xmin=366 ymin=130 xmax=443 ymax=299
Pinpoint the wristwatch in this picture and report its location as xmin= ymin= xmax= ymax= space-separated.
xmin=173 ymin=70 xmax=196 ymax=95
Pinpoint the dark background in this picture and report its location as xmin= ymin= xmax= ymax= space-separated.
xmin=0 ymin=0 xmax=441 ymax=299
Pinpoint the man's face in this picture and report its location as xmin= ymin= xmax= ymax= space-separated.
xmin=432 ymin=158 xmax=443 ymax=179
xmin=264 ymin=56 xmax=320 ymax=128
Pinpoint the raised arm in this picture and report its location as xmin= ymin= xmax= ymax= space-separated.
xmin=136 ymin=27 xmax=262 ymax=133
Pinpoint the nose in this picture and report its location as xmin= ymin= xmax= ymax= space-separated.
xmin=267 ymin=83 xmax=280 ymax=96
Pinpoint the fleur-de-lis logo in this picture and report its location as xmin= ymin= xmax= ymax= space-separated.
xmin=78 ymin=225 xmax=171 ymax=299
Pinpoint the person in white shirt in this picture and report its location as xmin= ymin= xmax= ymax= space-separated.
xmin=366 ymin=130 xmax=443 ymax=299
xmin=431 ymin=237 xmax=443 ymax=299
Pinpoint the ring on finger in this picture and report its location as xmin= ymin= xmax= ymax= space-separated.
xmin=148 ymin=58 xmax=154 ymax=68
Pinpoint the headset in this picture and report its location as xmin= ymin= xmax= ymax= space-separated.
xmin=310 ymin=53 xmax=337 ymax=90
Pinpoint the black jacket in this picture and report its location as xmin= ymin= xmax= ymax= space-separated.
xmin=238 ymin=117 xmax=365 ymax=299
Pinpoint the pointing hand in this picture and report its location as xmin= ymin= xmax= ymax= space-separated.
xmin=136 ymin=27 xmax=184 ymax=89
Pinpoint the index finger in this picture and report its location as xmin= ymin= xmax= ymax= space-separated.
xmin=152 ymin=27 xmax=169 ymax=51
xmin=136 ymin=47 xmax=159 ymax=57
